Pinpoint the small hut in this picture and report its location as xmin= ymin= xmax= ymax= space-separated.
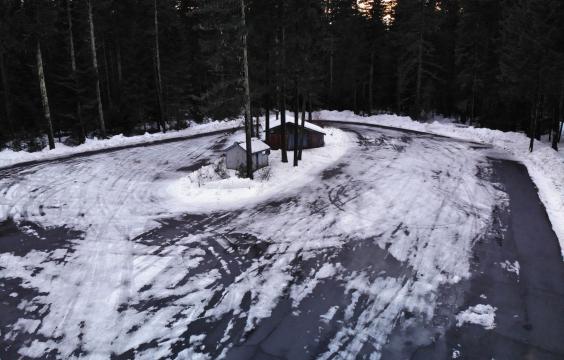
xmin=266 ymin=120 xmax=325 ymax=150
xmin=225 ymin=138 xmax=270 ymax=171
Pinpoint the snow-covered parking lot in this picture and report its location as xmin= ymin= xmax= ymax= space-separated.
xmin=1 ymin=123 xmax=563 ymax=359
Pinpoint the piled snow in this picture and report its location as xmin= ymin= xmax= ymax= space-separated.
xmin=167 ymin=128 xmax=353 ymax=212
xmin=0 ymin=119 xmax=242 ymax=169
xmin=316 ymin=110 xmax=564 ymax=259
xmin=500 ymin=260 xmax=520 ymax=278
xmin=456 ymin=304 xmax=497 ymax=330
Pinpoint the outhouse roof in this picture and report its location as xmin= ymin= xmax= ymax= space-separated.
xmin=269 ymin=119 xmax=326 ymax=135
xmin=226 ymin=138 xmax=270 ymax=154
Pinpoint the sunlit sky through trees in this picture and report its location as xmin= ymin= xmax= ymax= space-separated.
xmin=357 ymin=0 xmax=396 ymax=25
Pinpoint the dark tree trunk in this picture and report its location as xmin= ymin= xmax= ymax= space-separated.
xmin=353 ymin=84 xmax=358 ymax=114
xmin=241 ymin=0 xmax=253 ymax=179
xmin=552 ymin=108 xmax=559 ymax=151
xmin=298 ymin=93 xmax=306 ymax=161
xmin=308 ymin=92 xmax=312 ymax=122
xmin=102 ymin=39 xmax=113 ymax=110
xmin=557 ymin=81 xmax=564 ymax=146
xmin=529 ymin=96 xmax=539 ymax=152
xmin=293 ymin=81 xmax=299 ymax=167
xmin=368 ymin=48 xmax=374 ymax=115
xmin=66 ymin=0 xmax=85 ymax=143
xmin=265 ymin=104 xmax=270 ymax=141
xmin=329 ymin=48 xmax=334 ymax=103
xmin=0 ymin=50 xmax=13 ymax=137
xmin=116 ymin=41 xmax=123 ymax=87
xmin=279 ymin=1 xmax=287 ymax=163
xmin=265 ymin=50 xmax=271 ymax=142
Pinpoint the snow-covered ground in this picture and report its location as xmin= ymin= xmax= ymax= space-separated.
xmin=167 ymin=128 xmax=352 ymax=212
xmin=315 ymin=110 xmax=564 ymax=259
xmin=0 ymin=123 xmax=506 ymax=359
xmin=0 ymin=118 xmax=242 ymax=169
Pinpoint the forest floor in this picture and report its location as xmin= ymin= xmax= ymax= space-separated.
xmin=0 ymin=123 xmax=563 ymax=359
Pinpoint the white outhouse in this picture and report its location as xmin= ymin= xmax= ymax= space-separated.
xmin=224 ymin=138 xmax=270 ymax=171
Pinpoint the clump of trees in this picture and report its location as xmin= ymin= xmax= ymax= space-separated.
xmin=0 ymin=0 xmax=563 ymax=153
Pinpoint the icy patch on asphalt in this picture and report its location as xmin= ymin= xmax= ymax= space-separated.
xmin=456 ymin=304 xmax=497 ymax=330
xmin=320 ymin=306 xmax=339 ymax=323
xmin=291 ymin=263 xmax=341 ymax=308
xmin=316 ymin=110 xmax=564 ymax=260
xmin=167 ymin=128 xmax=352 ymax=212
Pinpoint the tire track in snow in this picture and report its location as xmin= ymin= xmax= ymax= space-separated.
xmin=0 ymin=125 xmax=502 ymax=359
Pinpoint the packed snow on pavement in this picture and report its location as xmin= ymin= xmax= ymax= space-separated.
xmin=0 ymin=123 xmax=507 ymax=359
xmin=0 ymin=118 xmax=243 ymax=169
xmin=315 ymin=110 xmax=564 ymax=259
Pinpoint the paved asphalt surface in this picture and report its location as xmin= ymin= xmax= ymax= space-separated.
xmin=0 ymin=122 xmax=562 ymax=359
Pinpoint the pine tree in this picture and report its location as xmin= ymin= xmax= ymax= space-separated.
xmin=456 ymin=0 xmax=501 ymax=125
xmin=499 ymin=0 xmax=564 ymax=151
xmin=393 ymin=0 xmax=440 ymax=118
xmin=65 ymin=0 xmax=86 ymax=143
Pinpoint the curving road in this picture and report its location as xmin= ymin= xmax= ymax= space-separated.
xmin=0 ymin=123 xmax=562 ymax=360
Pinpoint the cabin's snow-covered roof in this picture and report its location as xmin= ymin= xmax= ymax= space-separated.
xmin=226 ymin=138 xmax=270 ymax=154
xmin=269 ymin=119 xmax=326 ymax=134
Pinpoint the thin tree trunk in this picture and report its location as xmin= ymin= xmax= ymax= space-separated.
xmin=529 ymin=94 xmax=539 ymax=152
xmin=308 ymin=92 xmax=312 ymax=122
xmin=414 ymin=0 xmax=425 ymax=119
xmin=102 ymin=38 xmax=113 ymax=110
xmin=66 ymin=0 xmax=85 ymax=143
xmin=279 ymin=1 xmax=287 ymax=163
xmin=88 ymin=0 xmax=106 ymax=136
xmin=0 ymin=50 xmax=13 ymax=137
xmin=293 ymin=82 xmax=299 ymax=167
xmin=265 ymin=103 xmax=270 ymax=141
xmin=368 ymin=48 xmax=374 ymax=116
xmin=536 ymin=94 xmax=544 ymax=141
xmin=116 ymin=41 xmax=123 ymax=87
xmin=36 ymin=41 xmax=55 ymax=150
xmin=557 ymin=80 xmax=564 ymax=145
xmin=265 ymin=50 xmax=271 ymax=142
xmin=298 ymin=93 xmax=306 ymax=161
xmin=551 ymin=105 xmax=558 ymax=151
xmin=329 ymin=51 xmax=334 ymax=102
xmin=115 ymin=40 xmax=123 ymax=116
xmin=241 ymin=0 xmax=253 ymax=179
xmin=415 ymin=30 xmax=423 ymax=119
xmin=353 ymin=84 xmax=358 ymax=114
xmin=552 ymin=81 xmax=564 ymax=147
xmin=154 ymin=0 xmax=166 ymax=133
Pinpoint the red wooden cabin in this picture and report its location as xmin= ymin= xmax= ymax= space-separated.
xmin=266 ymin=120 xmax=325 ymax=150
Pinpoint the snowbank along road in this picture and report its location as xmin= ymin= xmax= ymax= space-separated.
xmin=0 ymin=123 xmax=562 ymax=359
